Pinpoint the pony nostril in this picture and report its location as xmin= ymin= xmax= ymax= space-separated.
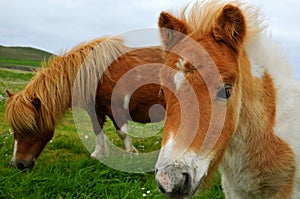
xmin=172 ymin=172 xmax=191 ymax=195
xmin=156 ymin=167 xmax=192 ymax=197
xmin=17 ymin=163 xmax=25 ymax=170
xmin=179 ymin=173 xmax=192 ymax=195
xmin=182 ymin=173 xmax=191 ymax=193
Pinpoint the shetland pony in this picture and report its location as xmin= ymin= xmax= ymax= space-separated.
xmin=6 ymin=37 xmax=165 ymax=169
xmin=155 ymin=1 xmax=300 ymax=198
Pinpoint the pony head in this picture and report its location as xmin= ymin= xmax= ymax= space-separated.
xmin=155 ymin=2 xmax=248 ymax=197
xmin=6 ymin=90 xmax=55 ymax=169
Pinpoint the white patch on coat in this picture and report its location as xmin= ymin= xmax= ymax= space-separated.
xmin=123 ymin=94 xmax=130 ymax=110
xmin=249 ymin=57 xmax=265 ymax=78
xmin=118 ymin=123 xmax=138 ymax=153
xmin=91 ymin=132 xmax=106 ymax=159
xmin=246 ymin=33 xmax=292 ymax=79
xmin=174 ymin=71 xmax=185 ymax=91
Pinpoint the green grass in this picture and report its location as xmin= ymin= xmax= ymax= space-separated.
xmin=0 ymin=68 xmax=225 ymax=198
xmin=0 ymin=58 xmax=42 ymax=68
xmin=0 ymin=45 xmax=52 ymax=69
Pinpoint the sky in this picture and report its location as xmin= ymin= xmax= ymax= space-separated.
xmin=1 ymin=0 xmax=299 ymax=78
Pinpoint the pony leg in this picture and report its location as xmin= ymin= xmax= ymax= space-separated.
xmin=91 ymin=130 xmax=107 ymax=159
xmin=89 ymin=113 xmax=107 ymax=159
xmin=117 ymin=123 xmax=138 ymax=153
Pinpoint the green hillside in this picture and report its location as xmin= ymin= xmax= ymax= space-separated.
xmin=0 ymin=45 xmax=53 ymax=71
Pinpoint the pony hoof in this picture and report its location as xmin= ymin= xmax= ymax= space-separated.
xmin=130 ymin=146 xmax=139 ymax=154
xmin=91 ymin=150 xmax=104 ymax=160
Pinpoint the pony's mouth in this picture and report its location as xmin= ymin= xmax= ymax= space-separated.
xmin=156 ymin=167 xmax=207 ymax=199
xmin=155 ymin=152 xmax=211 ymax=198
xmin=156 ymin=167 xmax=192 ymax=198
xmin=12 ymin=158 xmax=36 ymax=170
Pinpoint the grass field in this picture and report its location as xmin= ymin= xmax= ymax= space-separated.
xmin=0 ymin=67 xmax=225 ymax=198
xmin=0 ymin=45 xmax=52 ymax=69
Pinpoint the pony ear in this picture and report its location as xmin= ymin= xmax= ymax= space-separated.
xmin=158 ymin=12 xmax=189 ymax=50
xmin=6 ymin=90 xmax=14 ymax=98
xmin=32 ymin=98 xmax=41 ymax=111
xmin=213 ymin=5 xmax=246 ymax=53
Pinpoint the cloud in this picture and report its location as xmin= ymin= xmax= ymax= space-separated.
xmin=0 ymin=0 xmax=187 ymax=53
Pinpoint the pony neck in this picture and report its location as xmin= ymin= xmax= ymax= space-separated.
xmin=222 ymin=47 xmax=297 ymax=198
xmin=227 ymin=45 xmax=296 ymax=173
xmin=234 ymin=32 xmax=294 ymax=144
xmin=27 ymin=37 xmax=129 ymax=127
xmin=232 ymin=50 xmax=277 ymax=148
xmin=25 ymin=57 xmax=79 ymax=128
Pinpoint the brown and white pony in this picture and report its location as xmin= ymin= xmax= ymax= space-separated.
xmin=155 ymin=1 xmax=300 ymax=198
xmin=6 ymin=37 xmax=165 ymax=169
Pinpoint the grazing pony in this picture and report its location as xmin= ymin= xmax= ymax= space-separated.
xmin=155 ymin=1 xmax=300 ymax=198
xmin=6 ymin=37 xmax=165 ymax=169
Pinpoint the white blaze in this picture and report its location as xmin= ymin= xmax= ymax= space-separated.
xmin=174 ymin=71 xmax=185 ymax=91
xmin=12 ymin=140 xmax=17 ymax=161
xmin=176 ymin=58 xmax=187 ymax=71
xmin=156 ymin=134 xmax=175 ymax=168
xmin=174 ymin=58 xmax=186 ymax=91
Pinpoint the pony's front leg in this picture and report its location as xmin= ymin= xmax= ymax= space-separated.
xmin=117 ymin=123 xmax=138 ymax=154
xmin=91 ymin=130 xmax=107 ymax=159
xmin=89 ymin=112 xmax=107 ymax=159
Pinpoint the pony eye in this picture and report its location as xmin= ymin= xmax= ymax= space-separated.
xmin=217 ymin=84 xmax=232 ymax=100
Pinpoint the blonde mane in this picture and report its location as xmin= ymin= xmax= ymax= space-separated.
xmin=175 ymin=0 xmax=264 ymax=43
xmin=175 ymin=0 xmax=294 ymax=80
xmin=6 ymin=36 xmax=130 ymax=135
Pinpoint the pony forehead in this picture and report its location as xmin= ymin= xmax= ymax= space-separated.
xmin=176 ymin=58 xmax=187 ymax=71
xmin=6 ymin=93 xmax=37 ymax=136
xmin=164 ymin=49 xmax=238 ymax=84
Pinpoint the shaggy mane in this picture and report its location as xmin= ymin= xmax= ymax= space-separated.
xmin=6 ymin=36 xmax=129 ymax=135
xmin=176 ymin=0 xmax=265 ymax=42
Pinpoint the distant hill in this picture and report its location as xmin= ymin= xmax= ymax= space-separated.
xmin=0 ymin=45 xmax=53 ymax=71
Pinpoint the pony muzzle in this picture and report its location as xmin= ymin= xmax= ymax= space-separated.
xmin=12 ymin=158 xmax=36 ymax=170
xmin=155 ymin=152 xmax=211 ymax=198
xmin=155 ymin=165 xmax=192 ymax=198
